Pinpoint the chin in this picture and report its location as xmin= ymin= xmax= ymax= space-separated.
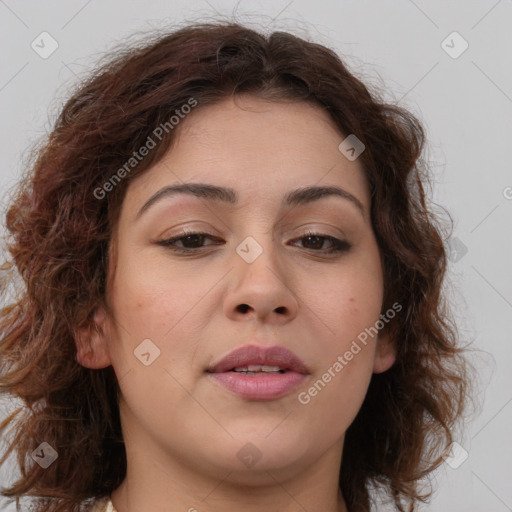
xmin=199 ymin=430 xmax=312 ymax=476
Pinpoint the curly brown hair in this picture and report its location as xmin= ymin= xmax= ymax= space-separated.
xmin=0 ymin=22 xmax=468 ymax=512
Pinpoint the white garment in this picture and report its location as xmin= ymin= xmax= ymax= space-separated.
xmin=104 ymin=500 xmax=116 ymax=512
xmin=90 ymin=496 xmax=117 ymax=512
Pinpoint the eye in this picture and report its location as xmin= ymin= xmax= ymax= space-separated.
xmin=290 ymin=231 xmax=351 ymax=254
xmin=155 ymin=230 xmax=223 ymax=254
xmin=155 ymin=229 xmax=351 ymax=255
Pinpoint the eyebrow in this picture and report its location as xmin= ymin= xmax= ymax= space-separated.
xmin=136 ymin=182 xmax=366 ymax=219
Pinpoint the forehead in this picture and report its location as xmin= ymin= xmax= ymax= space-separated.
xmin=121 ymin=96 xmax=370 ymax=217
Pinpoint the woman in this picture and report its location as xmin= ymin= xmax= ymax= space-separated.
xmin=0 ymin=22 xmax=469 ymax=512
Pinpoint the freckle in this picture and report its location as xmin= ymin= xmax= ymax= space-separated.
xmin=349 ymin=297 xmax=355 ymax=302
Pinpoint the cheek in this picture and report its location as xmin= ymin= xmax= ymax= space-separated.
xmin=296 ymin=288 xmax=380 ymax=436
xmin=106 ymin=252 xmax=212 ymax=384
xmin=318 ymin=256 xmax=384 ymax=342
xmin=297 ymin=247 xmax=383 ymax=415
xmin=299 ymin=356 xmax=374 ymax=443
xmin=109 ymin=249 xmax=197 ymax=334
xmin=105 ymin=267 xmax=203 ymax=431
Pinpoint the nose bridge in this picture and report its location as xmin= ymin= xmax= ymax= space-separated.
xmin=236 ymin=233 xmax=279 ymax=287
xmin=224 ymin=231 xmax=299 ymax=322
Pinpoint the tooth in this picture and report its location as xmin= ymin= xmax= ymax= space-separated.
xmin=261 ymin=365 xmax=280 ymax=372
xmin=233 ymin=366 xmax=283 ymax=374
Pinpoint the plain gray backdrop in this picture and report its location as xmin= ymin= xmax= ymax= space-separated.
xmin=1 ymin=1 xmax=511 ymax=511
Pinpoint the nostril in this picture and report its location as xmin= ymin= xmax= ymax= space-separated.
xmin=237 ymin=304 xmax=250 ymax=313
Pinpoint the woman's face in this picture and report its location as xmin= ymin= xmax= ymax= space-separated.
xmin=80 ymin=95 xmax=395 ymax=485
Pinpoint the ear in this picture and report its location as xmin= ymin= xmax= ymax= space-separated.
xmin=74 ymin=307 xmax=112 ymax=369
xmin=372 ymin=329 xmax=396 ymax=374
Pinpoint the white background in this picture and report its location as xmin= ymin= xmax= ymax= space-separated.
xmin=0 ymin=1 xmax=511 ymax=511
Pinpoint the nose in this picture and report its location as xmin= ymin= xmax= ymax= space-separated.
xmin=223 ymin=237 xmax=299 ymax=325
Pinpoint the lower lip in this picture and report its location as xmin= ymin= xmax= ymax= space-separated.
xmin=208 ymin=371 xmax=307 ymax=400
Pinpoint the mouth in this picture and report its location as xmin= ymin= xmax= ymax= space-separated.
xmin=206 ymin=344 xmax=309 ymax=400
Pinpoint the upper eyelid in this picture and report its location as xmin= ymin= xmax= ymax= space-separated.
xmin=159 ymin=229 xmax=347 ymax=241
xmin=157 ymin=220 xmax=350 ymax=239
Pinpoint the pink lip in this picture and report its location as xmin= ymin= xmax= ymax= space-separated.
xmin=207 ymin=344 xmax=309 ymax=400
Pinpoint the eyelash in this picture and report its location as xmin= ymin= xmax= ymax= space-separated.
xmin=156 ymin=229 xmax=351 ymax=255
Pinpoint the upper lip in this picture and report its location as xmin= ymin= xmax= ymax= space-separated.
xmin=207 ymin=344 xmax=310 ymax=374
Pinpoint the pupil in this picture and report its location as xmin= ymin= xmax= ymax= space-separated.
xmin=305 ymin=236 xmax=322 ymax=249
xmin=183 ymin=234 xmax=203 ymax=247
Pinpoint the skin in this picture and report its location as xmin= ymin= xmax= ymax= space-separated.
xmin=76 ymin=95 xmax=396 ymax=512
